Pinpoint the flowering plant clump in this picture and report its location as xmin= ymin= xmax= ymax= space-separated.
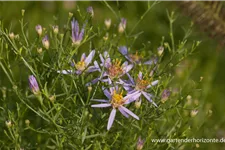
xmin=0 ymin=2 xmax=204 ymax=150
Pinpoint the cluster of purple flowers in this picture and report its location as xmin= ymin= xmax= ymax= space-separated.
xmin=30 ymin=7 xmax=160 ymax=131
xmin=87 ymin=49 xmax=159 ymax=130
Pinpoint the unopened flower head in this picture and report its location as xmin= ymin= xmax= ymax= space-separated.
xmin=137 ymin=137 xmax=145 ymax=150
xmin=135 ymin=98 xmax=142 ymax=109
xmin=71 ymin=18 xmax=85 ymax=46
xmin=103 ymin=32 xmax=109 ymax=41
xmin=37 ymin=48 xmax=42 ymax=53
xmin=5 ymin=120 xmax=12 ymax=128
xmin=29 ymin=75 xmax=40 ymax=94
xmin=104 ymin=18 xmax=111 ymax=29
xmin=42 ymin=35 xmax=50 ymax=49
xmin=190 ymin=110 xmax=198 ymax=117
xmin=91 ymin=86 xmax=140 ymax=130
xmin=52 ymin=25 xmax=59 ymax=34
xmin=161 ymin=89 xmax=171 ymax=103
xmin=87 ymin=6 xmax=94 ymax=17
xmin=35 ymin=25 xmax=42 ymax=36
xmin=118 ymin=18 xmax=126 ymax=33
xmin=9 ymin=32 xmax=15 ymax=40
xmin=157 ymin=46 xmax=164 ymax=56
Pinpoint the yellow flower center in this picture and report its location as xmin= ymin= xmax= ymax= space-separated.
xmin=75 ymin=60 xmax=86 ymax=71
xmin=136 ymin=77 xmax=150 ymax=91
xmin=108 ymin=59 xmax=123 ymax=79
xmin=111 ymin=90 xmax=125 ymax=108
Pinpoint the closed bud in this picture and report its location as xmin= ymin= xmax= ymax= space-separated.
xmin=5 ymin=120 xmax=12 ymax=128
xmin=103 ymin=32 xmax=109 ymax=41
xmin=9 ymin=32 xmax=15 ymax=40
xmin=87 ymin=6 xmax=94 ymax=17
xmin=88 ymin=86 xmax=92 ymax=92
xmin=190 ymin=110 xmax=198 ymax=117
xmin=37 ymin=48 xmax=42 ymax=53
xmin=161 ymin=89 xmax=171 ymax=103
xmin=25 ymin=119 xmax=30 ymax=126
xmin=1 ymin=87 xmax=6 ymax=98
xmin=157 ymin=46 xmax=164 ymax=56
xmin=118 ymin=18 xmax=126 ymax=33
xmin=53 ymin=25 xmax=59 ymax=34
xmin=49 ymin=95 xmax=56 ymax=103
xmin=104 ymin=18 xmax=111 ymax=29
xmin=69 ymin=12 xmax=73 ymax=18
xmin=15 ymin=34 xmax=20 ymax=40
xmin=42 ymin=35 xmax=50 ymax=50
xmin=200 ymin=76 xmax=203 ymax=82
xmin=21 ymin=9 xmax=25 ymax=16
xmin=35 ymin=25 xmax=42 ymax=36
xmin=28 ymin=75 xmax=40 ymax=94
xmin=135 ymin=99 xmax=142 ymax=109
xmin=137 ymin=137 xmax=144 ymax=150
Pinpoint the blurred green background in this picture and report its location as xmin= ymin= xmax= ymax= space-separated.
xmin=0 ymin=1 xmax=225 ymax=149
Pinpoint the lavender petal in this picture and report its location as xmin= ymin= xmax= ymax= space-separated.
xmin=91 ymin=103 xmax=111 ymax=108
xmin=107 ymin=108 xmax=116 ymax=130
xmin=142 ymin=91 xmax=158 ymax=107
xmin=120 ymin=106 xmax=139 ymax=120
xmin=85 ymin=50 xmax=95 ymax=66
xmin=118 ymin=106 xmax=129 ymax=118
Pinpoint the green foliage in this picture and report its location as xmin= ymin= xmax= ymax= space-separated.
xmin=0 ymin=1 xmax=224 ymax=150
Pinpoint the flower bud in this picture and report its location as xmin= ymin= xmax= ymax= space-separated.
xmin=42 ymin=35 xmax=50 ymax=50
xmin=190 ymin=110 xmax=198 ymax=117
xmin=9 ymin=32 xmax=15 ymax=40
xmin=157 ymin=46 xmax=164 ymax=56
xmin=1 ymin=87 xmax=6 ymax=98
xmin=87 ymin=6 xmax=94 ymax=17
xmin=69 ymin=12 xmax=73 ymax=18
xmin=37 ymin=48 xmax=42 ymax=53
xmin=137 ymin=137 xmax=144 ymax=150
xmin=135 ymin=99 xmax=142 ymax=109
xmin=21 ymin=9 xmax=25 ymax=16
xmin=15 ymin=34 xmax=20 ymax=40
xmin=35 ymin=25 xmax=42 ymax=36
xmin=104 ymin=18 xmax=111 ymax=29
xmin=161 ymin=89 xmax=171 ymax=103
xmin=53 ymin=25 xmax=59 ymax=34
xmin=118 ymin=18 xmax=126 ymax=33
xmin=88 ymin=86 xmax=92 ymax=92
xmin=49 ymin=95 xmax=56 ymax=103
xmin=25 ymin=119 xmax=30 ymax=126
xmin=28 ymin=75 xmax=40 ymax=94
xmin=103 ymin=32 xmax=109 ymax=41
xmin=5 ymin=120 xmax=12 ymax=128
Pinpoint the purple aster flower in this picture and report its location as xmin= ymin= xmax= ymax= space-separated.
xmin=88 ymin=51 xmax=133 ymax=84
xmin=119 ymin=46 xmax=158 ymax=65
xmin=42 ymin=35 xmax=50 ymax=50
xmin=35 ymin=25 xmax=42 ymax=36
xmin=91 ymin=86 xmax=140 ymax=130
xmin=87 ymin=6 xmax=94 ymax=17
xmin=29 ymin=75 xmax=40 ymax=94
xmin=118 ymin=18 xmax=126 ymax=33
xmin=119 ymin=71 xmax=159 ymax=107
xmin=71 ymin=18 xmax=85 ymax=46
xmin=57 ymin=50 xmax=95 ymax=75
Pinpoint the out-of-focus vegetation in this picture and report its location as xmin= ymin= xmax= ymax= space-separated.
xmin=0 ymin=1 xmax=225 ymax=149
